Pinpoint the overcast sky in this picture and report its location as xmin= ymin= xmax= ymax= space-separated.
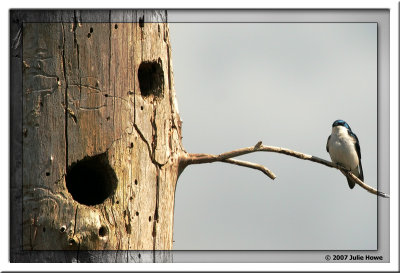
xmin=169 ymin=22 xmax=378 ymax=250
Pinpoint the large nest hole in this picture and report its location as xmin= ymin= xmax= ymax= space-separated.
xmin=138 ymin=60 xmax=164 ymax=98
xmin=66 ymin=152 xmax=117 ymax=206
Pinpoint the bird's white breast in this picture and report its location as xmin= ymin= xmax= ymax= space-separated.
xmin=328 ymin=126 xmax=359 ymax=171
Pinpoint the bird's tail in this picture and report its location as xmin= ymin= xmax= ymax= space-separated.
xmin=346 ymin=176 xmax=356 ymax=189
xmin=342 ymin=162 xmax=364 ymax=189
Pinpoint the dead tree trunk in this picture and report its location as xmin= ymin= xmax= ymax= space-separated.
xmin=13 ymin=10 xmax=182 ymax=262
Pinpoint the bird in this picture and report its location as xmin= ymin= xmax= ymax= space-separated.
xmin=326 ymin=119 xmax=364 ymax=189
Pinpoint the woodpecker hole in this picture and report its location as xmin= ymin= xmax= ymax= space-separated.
xmin=135 ymin=211 xmax=139 ymax=216
xmin=46 ymin=172 xmax=50 ymax=176
xmin=134 ymin=179 xmax=138 ymax=185
xmin=89 ymin=27 xmax=93 ymax=33
xmin=98 ymin=225 xmax=108 ymax=237
xmin=66 ymin=152 xmax=117 ymax=206
xmin=114 ymin=24 xmax=118 ymax=29
xmin=138 ymin=60 xmax=164 ymax=98
xmin=87 ymin=33 xmax=91 ymax=38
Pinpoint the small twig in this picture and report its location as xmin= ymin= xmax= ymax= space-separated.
xmin=222 ymin=158 xmax=276 ymax=180
xmin=180 ymin=141 xmax=389 ymax=198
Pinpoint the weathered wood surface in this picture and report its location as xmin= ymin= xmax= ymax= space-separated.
xmin=13 ymin=9 xmax=181 ymax=262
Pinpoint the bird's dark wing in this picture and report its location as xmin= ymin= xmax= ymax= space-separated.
xmin=326 ymin=135 xmax=331 ymax=153
xmin=358 ymin=160 xmax=364 ymax=181
xmin=348 ymin=130 xmax=361 ymax=159
xmin=348 ymin=130 xmax=364 ymax=181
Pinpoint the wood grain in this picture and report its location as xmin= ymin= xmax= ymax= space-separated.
xmin=14 ymin=9 xmax=179 ymax=262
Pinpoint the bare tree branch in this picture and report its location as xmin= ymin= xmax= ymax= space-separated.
xmin=180 ymin=141 xmax=389 ymax=198
xmin=180 ymin=147 xmax=276 ymax=179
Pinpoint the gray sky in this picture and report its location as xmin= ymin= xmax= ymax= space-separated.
xmin=169 ymin=23 xmax=377 ymax=250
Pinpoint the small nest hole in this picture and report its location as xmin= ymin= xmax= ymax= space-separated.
xmin=138 ymin=60 xmax=164 ymax=98
xmin=99 ymin=225 xmax=108 ymax=237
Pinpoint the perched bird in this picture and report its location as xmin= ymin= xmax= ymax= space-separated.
xmin=326 ymin=119 xmax=364 ymax=189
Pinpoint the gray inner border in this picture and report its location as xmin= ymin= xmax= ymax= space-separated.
xmin=167 ymin=9 xmax=390 ymax=263
xmin=9 ymin=9 xmax=389 ymax=263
